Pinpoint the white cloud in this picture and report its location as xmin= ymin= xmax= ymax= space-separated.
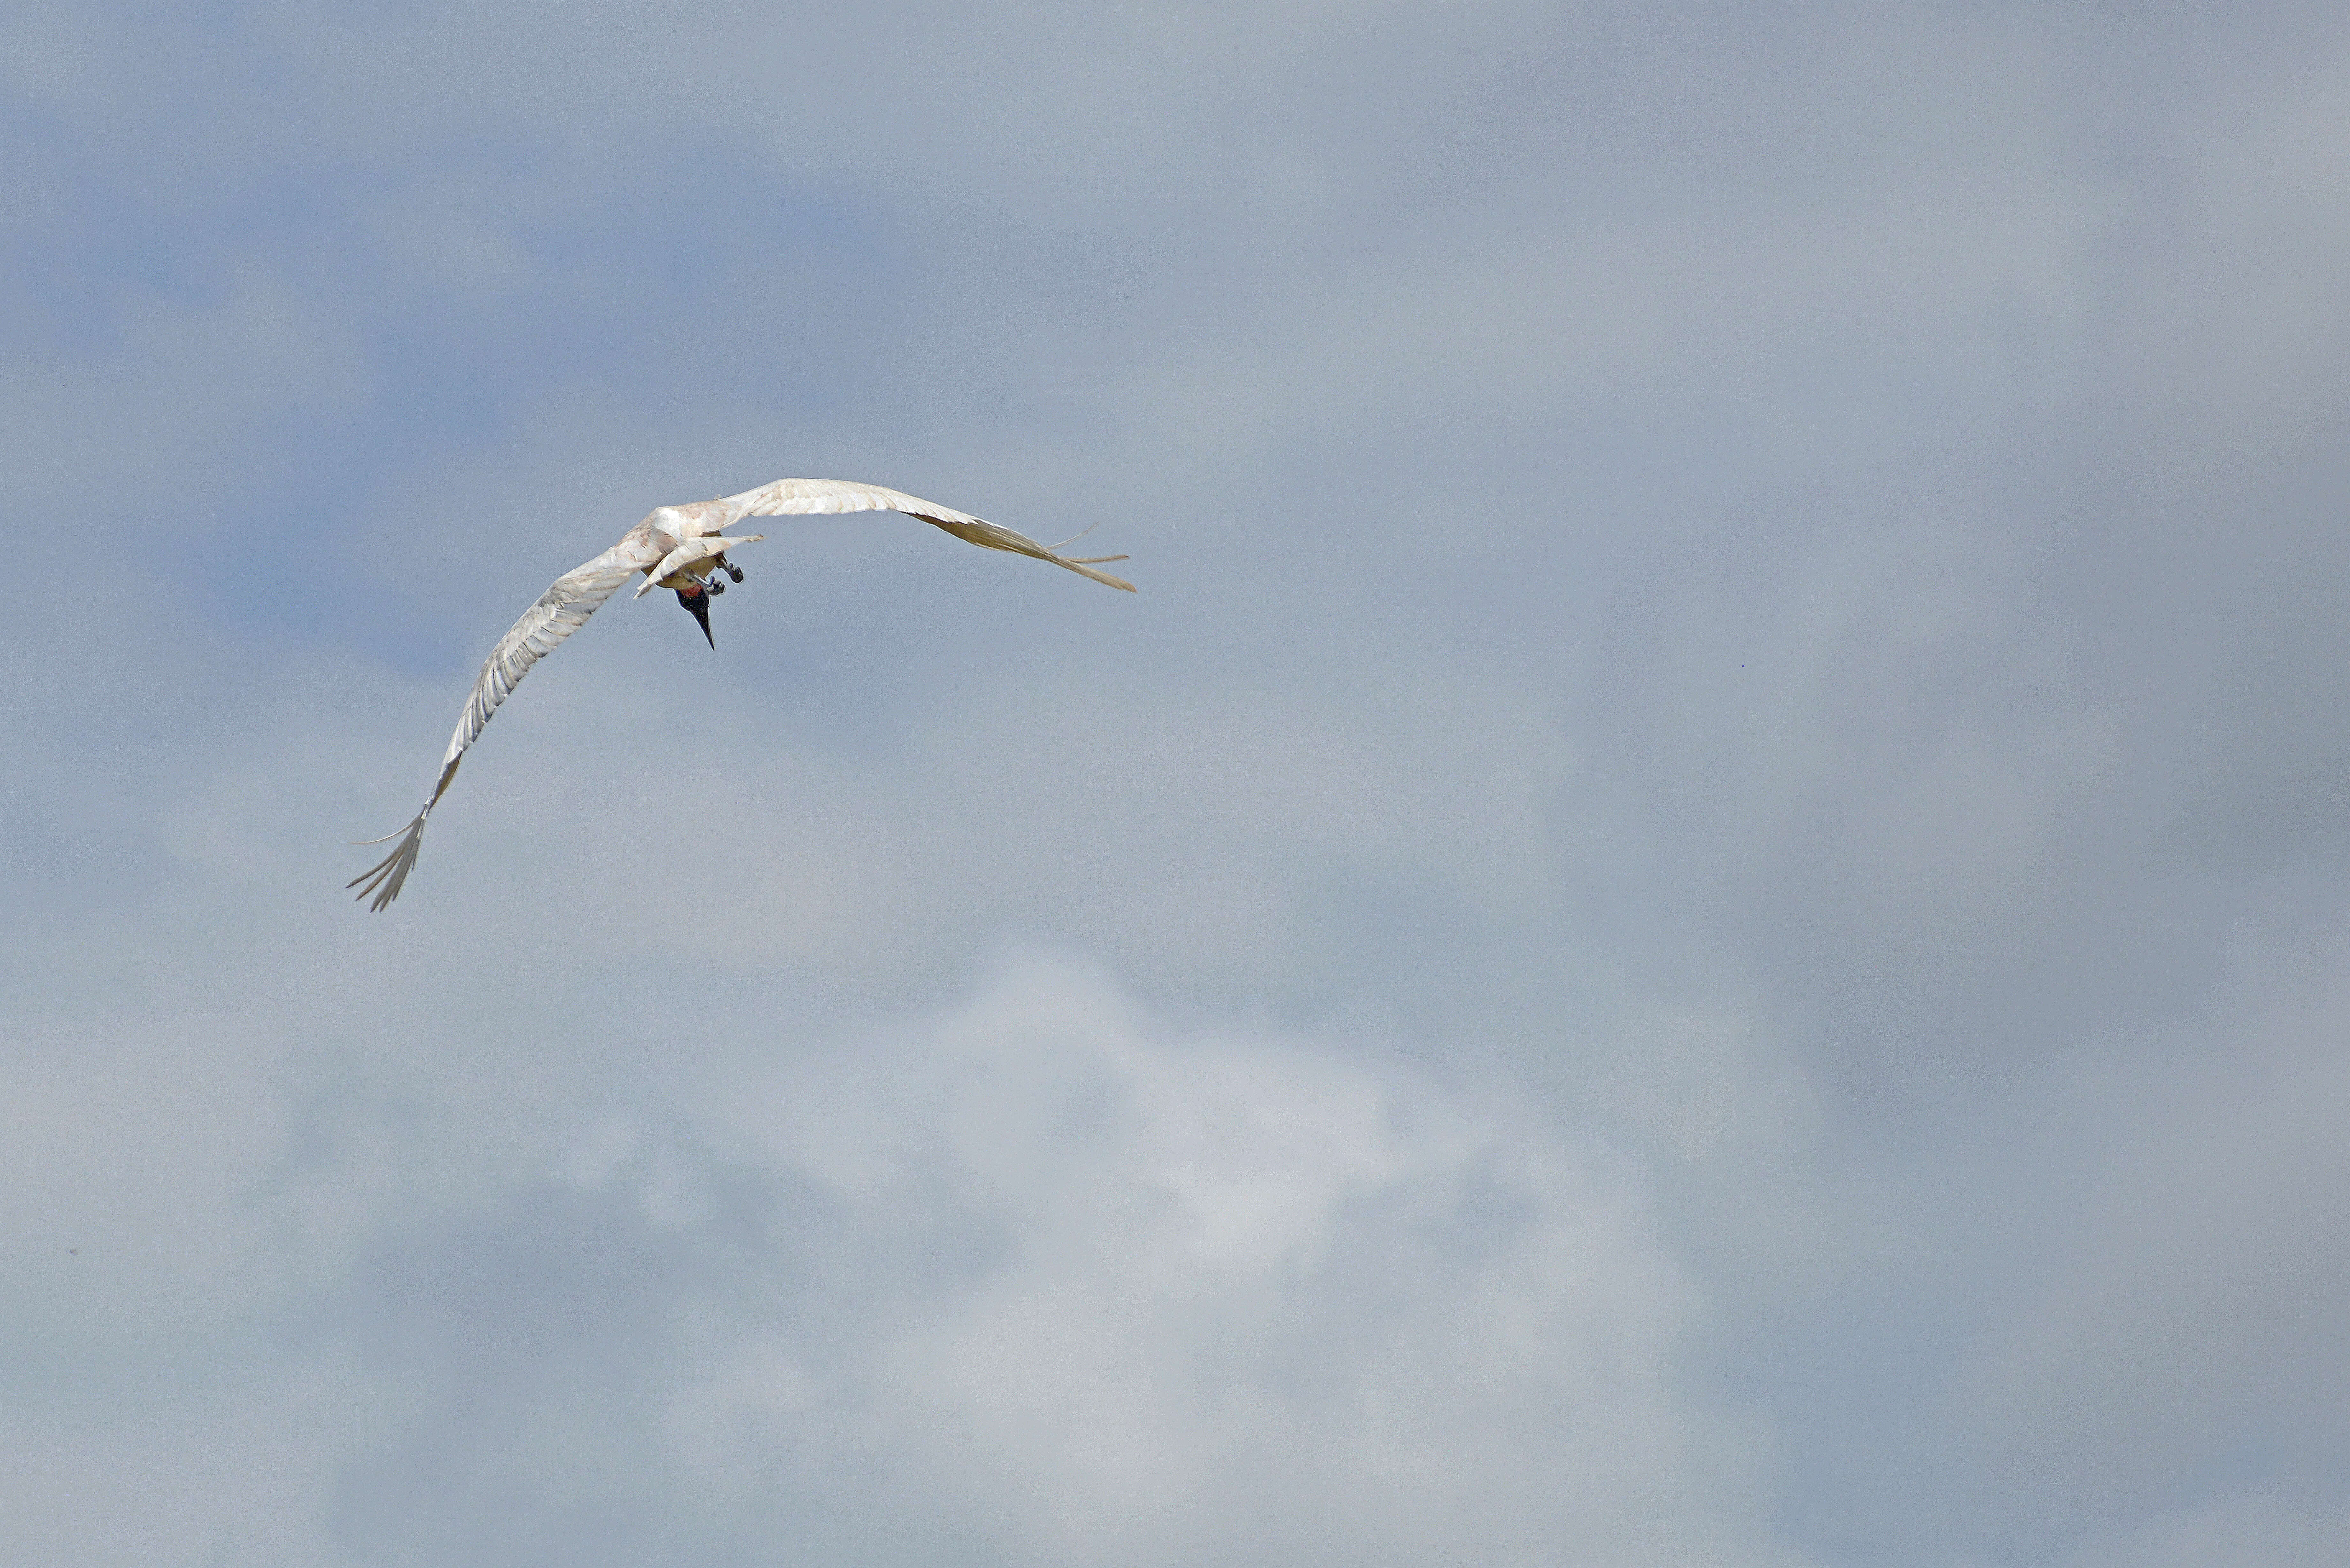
xmin=2 ymin=948 xmax=1802 ymax=1567
xmin=10 ymin=4 xmax=2350 ymax=1564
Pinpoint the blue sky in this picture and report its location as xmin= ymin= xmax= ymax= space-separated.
xmin=7 ymin=4 xmax=2350 ymax=1565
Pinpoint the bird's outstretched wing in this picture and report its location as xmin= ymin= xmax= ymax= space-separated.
xmin=715 ymin=477 xmax=1136 ymax=592
xmin=349 ymin=542 xmax=641 ymax=910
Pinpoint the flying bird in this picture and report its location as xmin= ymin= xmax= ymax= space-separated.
xmin=350 ymin=476 xmax=1133 ymax=910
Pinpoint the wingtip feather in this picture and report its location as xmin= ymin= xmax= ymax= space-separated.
xmin=348 ymin=811 xmax=428 ymax=911
xmin=1068 ymin=559 xmax=1137 ymax=592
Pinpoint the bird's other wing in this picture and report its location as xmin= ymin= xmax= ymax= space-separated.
xmin=349 ymin=540 xmax=645 ymax=911
xmin=714 ymin=477 xmax=1136 ymax=592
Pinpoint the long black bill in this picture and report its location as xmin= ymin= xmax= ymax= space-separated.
xmin=676 ymin=585 xmax=714 ymax=648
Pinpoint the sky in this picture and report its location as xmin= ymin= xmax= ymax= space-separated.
xmin=5 ymin=2 xmax=2350 ymax=1564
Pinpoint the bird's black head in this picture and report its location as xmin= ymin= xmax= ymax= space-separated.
xmin=676 ymin=584 xmax=714 ymax=648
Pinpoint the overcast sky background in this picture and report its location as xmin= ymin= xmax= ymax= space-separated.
xmin=6 ymin=2 xmax=2350 ymax=1564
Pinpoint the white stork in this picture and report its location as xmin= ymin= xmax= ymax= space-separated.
xmin=351 ymin=476 xmax=1132 ymax=909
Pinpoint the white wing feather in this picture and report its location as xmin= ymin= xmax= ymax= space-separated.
xmin=716 ymin=477 xmax=1136 ymax=592
xmin=349 ymin=543 xmax=641 ymax=910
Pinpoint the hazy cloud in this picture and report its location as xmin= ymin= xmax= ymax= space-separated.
xmin=6 ymin=2 xmax=2350 ymax=1564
